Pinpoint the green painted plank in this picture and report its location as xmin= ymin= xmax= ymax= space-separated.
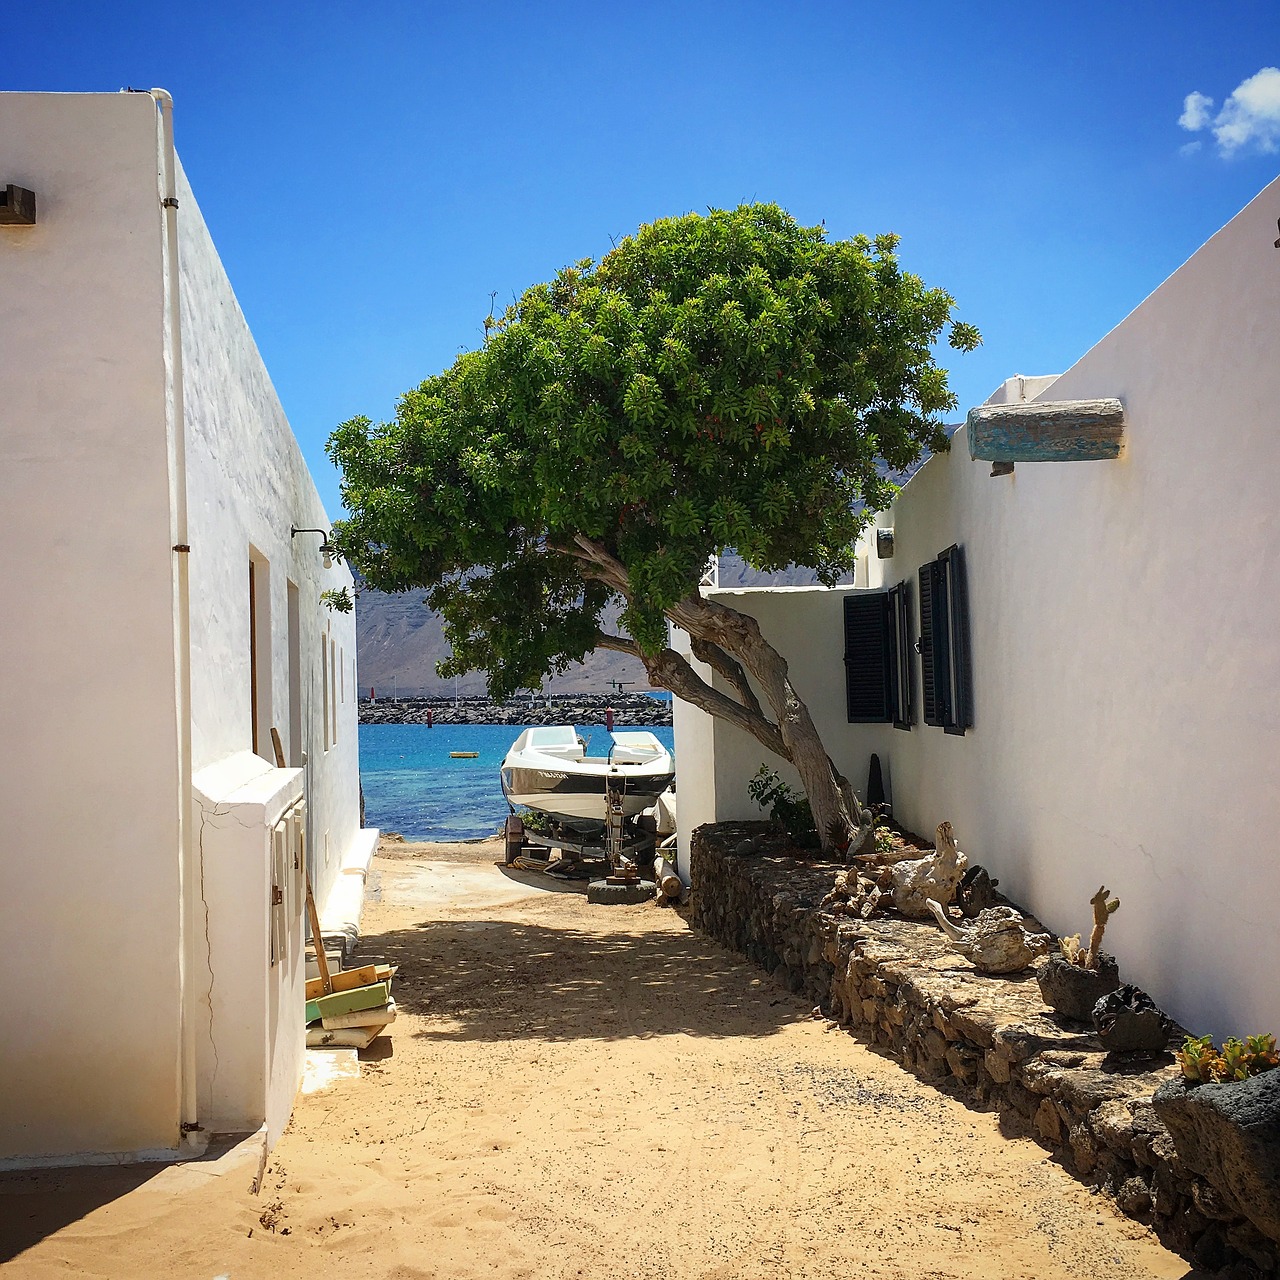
xmin=305 ymin=981 xmax=389 ymax=1024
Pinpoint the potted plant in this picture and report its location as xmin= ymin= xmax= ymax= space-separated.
xmin=1037 ymin=886 xmax=1122 ymax=1021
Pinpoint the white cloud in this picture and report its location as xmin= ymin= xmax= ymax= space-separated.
xmin=1179 ymin=90 xmax=1214 ymax=131
xmin=1179 ymin=67 xmax=1280 ymax=156
xmin=1179 ymin=140 xmax=1203 ymax=157
xmin=1212 ymin=67 xmax=1280 ymax=154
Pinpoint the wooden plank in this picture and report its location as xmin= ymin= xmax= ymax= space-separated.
xmin=967 ymin=398 xmax=1125 ymax=462
xmin=306 ymin=981 xmax=389 ymax=1025
xmin=321 ymin=1000 xmax=397 ymax=1031
xmin=305 ymin=872 xmax=332 ymax=995
xmin=305 ymin=963 xmax=395 ymax=1001
xmin=307 ymin=1025 xmax=381 ymax=1050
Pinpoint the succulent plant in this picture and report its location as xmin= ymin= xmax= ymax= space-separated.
xmin=1219 ymin=1037 xmax=1251 ymax=1082
xmin=1244 ymin=1033 xmax=1279 ymax=1074
xmin=1175 ymin=1032 xmax=1279 ymax=1083
xmin=1176 ymin=1034 xmax=1221 ymax=1083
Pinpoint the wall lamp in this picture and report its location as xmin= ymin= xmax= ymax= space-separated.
xmin=291 ymin=526 xmax=339 ymax=569
xmin=1 ymin=184 xmax=37 ymax=226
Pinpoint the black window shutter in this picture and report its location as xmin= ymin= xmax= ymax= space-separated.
xmin=918 ymin=564 xmax=940 ymax=726
xmin=889 ymin=581 xmax=913 ymax=730
xmin=940 ymin=544 xmax=973 ymax=733
xmin=929 ymin=558 xmax=953 ymax=726
xmin=843 ymin=593 xmax=892 ymax=723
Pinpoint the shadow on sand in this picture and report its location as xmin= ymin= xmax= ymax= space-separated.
xmin=0 ymin=1134 xmax=252 ymax=1265
xmin=355 ymin=911 xmax=810 ymax=1044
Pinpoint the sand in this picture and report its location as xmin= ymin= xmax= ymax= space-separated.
xmin=1 ymin=839 xmax=1196 ymax=1279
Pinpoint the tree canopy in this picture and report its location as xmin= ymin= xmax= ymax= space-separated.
xmin=330 ymin=203 xmax=978 ymax=852
xmin=332 ymin=202 xmax=976 ymax=686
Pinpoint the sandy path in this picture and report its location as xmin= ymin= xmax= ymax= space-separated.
xmin=2 ymin=840 xmax=1194 ymax=1279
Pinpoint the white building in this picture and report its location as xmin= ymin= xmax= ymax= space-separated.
xmin=0 ymin=92 xmax=374 ymax=1166
xmin=674 ymin=174 xmax=1280 ymax=1043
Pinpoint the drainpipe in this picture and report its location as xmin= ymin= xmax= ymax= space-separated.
xmin=149 ymin=88 xmax=203 ymax=1155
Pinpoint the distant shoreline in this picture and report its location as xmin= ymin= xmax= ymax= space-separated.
xmin=358 ymin=692 xmax=673 ymax=728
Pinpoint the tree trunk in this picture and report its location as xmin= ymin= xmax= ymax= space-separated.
xmin=575 ymin=536 xmax=874 ymax=859
xmin=665 ymin=592 xmax=874 ymax=857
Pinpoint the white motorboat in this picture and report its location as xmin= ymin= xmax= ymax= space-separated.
xmin=500 ymin=725 xmax=675 ymax=829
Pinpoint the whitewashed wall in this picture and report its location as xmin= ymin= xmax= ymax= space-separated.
xmin=0 ymin=93 xmax=366 ymax=1165
xmin=0 ymin=93 xmax=184 ymax=1162
xmin=177 ymin=158 xmax=361 ymax=910
xmin=676 ymin=175 xmax=1280 ymax=1040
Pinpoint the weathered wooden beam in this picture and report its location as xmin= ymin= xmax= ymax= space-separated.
xmin=967 ymin=398 xmax=1125 ymax=463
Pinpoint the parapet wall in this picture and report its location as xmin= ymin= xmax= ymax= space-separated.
xmin=690 ymin=823 xmax=1277 ymax=1276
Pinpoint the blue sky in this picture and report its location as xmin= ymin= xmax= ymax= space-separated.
xmin=8 ymin=2 xmax=1280 ymax=518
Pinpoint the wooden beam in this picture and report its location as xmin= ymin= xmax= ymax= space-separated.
xmin=967 ymin=398 xmax=1125 ymax=463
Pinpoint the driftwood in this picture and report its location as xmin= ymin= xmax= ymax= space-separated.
xmin=886 ymin=822 xmax=968 ymax=919
xmin=653 ymin=854 xmax=682 ymax=900
xmin=927 ymin=899 xmax=1051 ymax=974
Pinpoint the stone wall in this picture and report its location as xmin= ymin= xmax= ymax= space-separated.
xmin=690 ymin=823 xmax=1277 ymax=1277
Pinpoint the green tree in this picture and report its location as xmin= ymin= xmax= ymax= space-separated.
xmin=329 ymin=204 xmax=978 ymax=856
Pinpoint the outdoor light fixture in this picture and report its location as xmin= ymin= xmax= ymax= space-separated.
xmin=876 ymin=528 xmax=895 ymax=559
xmin=0 ymin=184 xmax=37 ymax=225
xmin=291 ymin=525 xmax=338 ymax=569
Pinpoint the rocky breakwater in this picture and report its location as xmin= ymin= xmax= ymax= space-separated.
xmin=359 ymin=692 xmax=672 ymax=728
xmin=690 ymin=821 xmax=1278 ymax=1276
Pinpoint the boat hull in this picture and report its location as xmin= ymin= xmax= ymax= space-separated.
xmin=501 ymin=766 xmax=675 ymax=824
xmin=499 ymin=725 xmax=675 ymax=826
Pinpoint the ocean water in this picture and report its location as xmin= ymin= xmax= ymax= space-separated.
xmin=358 ymin=721 xmax=676 ymax=842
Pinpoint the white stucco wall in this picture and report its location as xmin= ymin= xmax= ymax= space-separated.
xmin=0 ymin=93 xmax=184 ymax=1162
xmin=0 ymin=92 xmax=366 ymax=1165
xmin=676 ymin=175 xmax=1280 ymax=1040
xmin=176 ymin=159 xmax=361 ymax=920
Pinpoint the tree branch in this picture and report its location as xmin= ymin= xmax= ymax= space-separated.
xmin=596 ymin=631 xmax=642 ymax=658
xmin=689 ymin=637 xmax=763 ymax=719
xmin=639 ymin=645 xmax=788 ymax=760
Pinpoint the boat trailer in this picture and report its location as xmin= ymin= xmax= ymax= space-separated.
xmin=504 ymin=779 xmax=656 ymax=883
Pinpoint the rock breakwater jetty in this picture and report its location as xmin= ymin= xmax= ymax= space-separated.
xmin=359 ymin=692 xmax=672 ymax=727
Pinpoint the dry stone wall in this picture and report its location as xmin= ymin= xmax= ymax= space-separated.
xmin=690 ymin=822 xmax=1278 ymax=1277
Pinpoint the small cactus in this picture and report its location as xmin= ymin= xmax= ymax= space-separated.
xmin=1059 ymin=887 xmax=1120 ymax=969
xmin=1084 ymin=886 xmax=1120 ymax=969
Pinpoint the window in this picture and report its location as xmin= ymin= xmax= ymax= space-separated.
xmin=918 ymin=544 xmax=973 ymax=734
xmin=842 ymin=586 xmax=912 ymax=726
xmin=321 ymin=635 xmax=330 ymax=752
xmin=248 ymin=550 xmax=272 ymax=758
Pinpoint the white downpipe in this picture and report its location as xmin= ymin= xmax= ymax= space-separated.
xmin=150 ymin=88 xmax=203 ymax=1155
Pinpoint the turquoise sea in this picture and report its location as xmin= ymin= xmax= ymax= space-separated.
xmin=358 ymin=721 xmax=676 ymax=842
